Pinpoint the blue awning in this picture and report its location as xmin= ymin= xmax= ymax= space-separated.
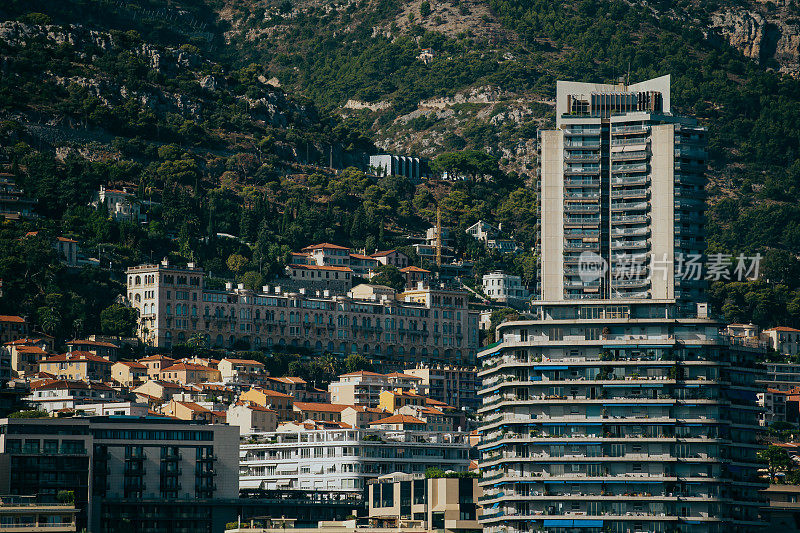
xmin=482 ymin=444 xmax=504 ymax=451
xmin=543 ymin=519 xmax=603 ymax=527
xmin=543 ymin=520 xmax=572 ymax=526
xmin=534 ymin=365 xmax=569 ymax=370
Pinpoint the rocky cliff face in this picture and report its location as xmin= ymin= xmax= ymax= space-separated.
xmin=710 ymin=6 xmax=800 ymax=77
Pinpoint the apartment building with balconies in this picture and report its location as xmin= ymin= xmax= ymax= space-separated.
xmin=239 ymin=428 xmax=471 ymax=498
xmin=538 ymin=75 xmax=707 ymax=310
xmin=477 ymin=299 xmax=766 ymax=533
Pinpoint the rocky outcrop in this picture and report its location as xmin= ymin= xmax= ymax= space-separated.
xmin=710 ymin=7 xmax=800 ymax=77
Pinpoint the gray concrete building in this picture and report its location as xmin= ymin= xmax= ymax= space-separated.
xmin=538 ymin=75 xmax=707 ymax=311
xmin=477 ymin=300 xmax=766 ymax=532
xmin=476 ymin=75 xmax=765 ymax=533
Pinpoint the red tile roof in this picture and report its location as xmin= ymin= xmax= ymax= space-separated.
xmin=268 ymin=376 xmax=307 ymax=384
xmin=370 ymin=249 xmax=398 ymax=257
xmin=14 ymin=346 xmax=47 ymax=354
xmin=222 ymin=358 xmax=264 ymax=366
xmin=302 ymin=243 xmax=350 ymax=251
xmin=67 ymin=339 xmax=119 ymax=348
xmin=400 ymin=266 xmax=430 ymax=273
xmin=41 ymin=352 xmax=112 ymax=364
xmin=765 ymin=327 xmax=800 ymax=332
xmin=338 ymin=371 xmax=386 ymax=378
xmin=293 ymin=402 xmax=350 ymax=413
xmin=0 ymin=315 xmax=25 ymax=323
xmin=138 ymin=354 xmax=175 ymax=362
xmin=4 ymin=338 xmax=44 ymax=346
xmin=173 ymin=401 xmax=210 ymax=413
xmin=370 ymin=414 xmax=426 ymax=426
xmin=115 ymin=361 xmax=147 ymax=369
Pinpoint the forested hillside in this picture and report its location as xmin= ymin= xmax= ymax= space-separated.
xmin=219 ymin=0 xmax=800 ymax=326
xmin=1 ymin=0 xmax=800 ymax=341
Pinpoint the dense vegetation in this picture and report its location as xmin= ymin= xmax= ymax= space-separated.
xmin=2 ymin=0 xmax=800 ymax=350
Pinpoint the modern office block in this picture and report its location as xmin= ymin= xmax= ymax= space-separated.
xmin=538 ymin=75 xmax=707 ymax=310
xmin=368 ymin=473 xmax=482 ymax=533
xmin=477 ymin=300 xmax=765 ymax=532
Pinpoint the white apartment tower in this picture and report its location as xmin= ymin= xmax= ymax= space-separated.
xmin=477 ymin=76 xmax=765 ymax=533
xmin=539 ymin=75 xmax=707 ymax=310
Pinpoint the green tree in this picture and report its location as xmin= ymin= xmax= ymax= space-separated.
xmin=227 ymin=254 xmax=249 ymax=275
xmin=344 ymin=353 xmax=373 ymax=373
xmin=758 ymin=445 xmax=794 ymax=481
xmin=100 ymin=303 xmax=139 ymax=337
xmin=487 ymin=308 xmax=519 ymax=344
xmin=420 ymin=1 xmax=432 ymax=18
xmin=370 ymin=265 xmax=405 ymax=291
xmin=241 ymin=271 xmax=264 ymax=292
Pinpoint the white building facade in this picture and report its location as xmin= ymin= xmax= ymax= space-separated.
xmin=239 ymin=428 xmax=471 ymax=497
xmin=126 ymin=260 xmax=479 ymax=367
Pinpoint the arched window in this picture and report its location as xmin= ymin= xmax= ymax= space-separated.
xmin=315 ymin=341 xmax=323 ymax=351
xmin=229 ymin=335 xmax=236 ymax=347
xmin=327 ymin=341 xmax=334 ymax=352
xmin=215 ymin=335 xmax=223 ymax=347
xmin=135 ymin=276 xmax=141 ymax=285
xmin=339 ymin=342 xmax=347 ymax=354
